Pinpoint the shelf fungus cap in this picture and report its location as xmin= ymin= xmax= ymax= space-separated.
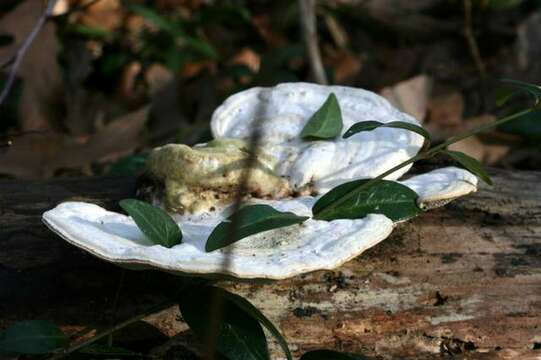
xmin=42 ymin=83 xmax=478 ymax=279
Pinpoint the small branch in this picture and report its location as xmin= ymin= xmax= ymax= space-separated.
xmin=463 ymin=0 xmax=486 ymax=78
xmin=299 ymin=0 xmax=328 ymax=85
xmin=48 ymin=300 xmax=174 ymax=360
xmin=0 ymin=0 xmax=58 ymax=108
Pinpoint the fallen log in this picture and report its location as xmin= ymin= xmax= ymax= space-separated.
xmin=0 ymin=168 xmax=540 ymax=359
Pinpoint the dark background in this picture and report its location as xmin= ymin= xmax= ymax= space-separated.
xmin=1 ymin=0 xmax=540 ymax=179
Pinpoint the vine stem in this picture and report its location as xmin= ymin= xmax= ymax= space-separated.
xmin=47 ymin=301 xmax=174 ymax=360
xmin=315 ymin=107 xmax=534 ymax=218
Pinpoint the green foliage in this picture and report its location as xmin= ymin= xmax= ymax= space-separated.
xmin=312 ymin=179 xmax=422 ymax=222
xmin=300 ymin=349 xmax=373 ymax=360
xmin=443 ymin=150 xmax=493 ymax=185
xmin=127 ymin=3 xmax=217 ymax=67
xmin=499 ymin=110 xmax=541 ymax=142
xmin=206 ymin=205 xmax=308 ymax=252
xmin=178 ymin=286 xmax=270 ymax=360
xmin=0 ymin=320 xmax=67 ymax=355
xmin=343 ymin=120 xmax=431 ymax=149
xmin=66 ymin=24 xmax=112 ymax=39
xmin=300 ymin=93 xmax=343 ymax=140
xmin=218 ymin=287 xmax=293 ymax=360
xmin=108 ymin=154 xmax=148 ymax=175
xmin=119 ymin=199 xmax=182 ymax=248
xmin=498 ymin=79 xmax=541 ymax=108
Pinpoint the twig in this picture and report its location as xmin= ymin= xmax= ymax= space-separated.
xmin=107 ymin=269 xmax=126 ymax=346
xmin=47 ymin=300 xmax=174 ymax=360
xmin=299 ymin=0 xmax=328 ymax=85
xmin=463 ymin=0 xmax=486 ymax=78
xmin=0 ymin=0 xmax=58 ymax=108
xmin=203 ymin=92 xmax=269 ymax=360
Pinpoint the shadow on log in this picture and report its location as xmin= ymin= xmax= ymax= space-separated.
xmin=0 ymin=169 xmax=540 ymax=359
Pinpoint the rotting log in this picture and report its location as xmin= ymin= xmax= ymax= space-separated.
xmin=0 ymin=168 xmax=540 ymax=359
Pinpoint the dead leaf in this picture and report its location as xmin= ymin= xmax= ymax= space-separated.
xmin=181 ymin=61 xmax=216 ymax=79
xmin=252 ymin=15 xmax=287 ymax=47
xmin=145 ymin=63 xmax=175 ymax=95
xmin=324 ymin=47 xmax=362 ymax=84
xmin=448 ymin=135 xmax=510 ymax=166
xmin=427 ymin=91 xmax=464 ymax=129
xmin=380 ymin=75 xmax=432 ymax=123
xmin=448 ymin=136 xmax=485 ymax=162
xmin=75 ymin=0 xmax=123 ymax=33
xmin=120 ymin=61 xmax=144 ymax=101
xmin=230 ymin=48 xmax=261 ymax=73
xmin=0 ymin=106 xmax=149 ymax=178
xmin=0 ymin=0 xmax=63 ymax=131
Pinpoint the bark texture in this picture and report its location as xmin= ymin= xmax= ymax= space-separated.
xmin=0 ymin=169 xmax=540 ymax=359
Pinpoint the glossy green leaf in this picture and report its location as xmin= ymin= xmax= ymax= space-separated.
xmin=343 ymin=120 xmax=431 ymax=149
xmin=178 ymin=286 xmax=270 ymax=360
xmin=300 ymin=93 xmax=343 ymax=140
xmin=312 ymin=179 xmax=422 ymax=222
xmin=119 ymin=199 xmax=182 ymax=248
xmin=0 ymin=320 xmax=67 ymax=354
xmin=206 ymin=204 xmax=308 ymax=252
xmin=220 ymin=288 xmax=292 ymax=360
xmin=443 ymin=150 xmax=492 ymax=185
xmin=300 ymin=349 xmax=373 ymax=360
xmin=499 ymin=79 xmax=541 ymax=107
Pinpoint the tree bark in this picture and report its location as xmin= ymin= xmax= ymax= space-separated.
xmin=0 ymin=168 xmax=540 ymax=359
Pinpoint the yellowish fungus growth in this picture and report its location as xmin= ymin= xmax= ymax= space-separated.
xmin=147 ymin=139 xmax=290 ymax=214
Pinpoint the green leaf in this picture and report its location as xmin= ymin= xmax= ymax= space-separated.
xmin=219 ymin=288 xmax=292 ymax=360
xmin=443 ymin=150 xmax=492 ymax=185
xmin=206 ymin=205 xmax=308 ymax=252
xmin=0 ymin=320 xmax=67 ymax=354
xmin=68 ymin=24 xmax=111 ymax=39
xmin=300 ymin=93 xmax=343 ymax=140
xmin=126 ymin=3 xmax=217 ymax=60
xmin=108 ymin=154 xmax=148 ymax=175
xmin=312 ymin=180 xmax=422 ymax=222
xmin=178 ymin=286 xmax=270 ymax=360
xmin=126 ymin=4 xmax=182 ymax=36
xmin=499 ymin=79 xmax=541 ymax=108
xmin=119 ymin=199 xmax=182 ymax=248
xmin=499 ymin=110 xmax=541 ymax=141
xmin=343 ymin=120 xmax=431 ymax=149
xmin=300 ymin=349 xmax=373 ymax=360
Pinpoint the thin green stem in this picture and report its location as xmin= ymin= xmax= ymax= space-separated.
xmin=47 ymin=301 xmax=173 ymax=360
xmin=315 ymin=107 xmax=534 ymax=218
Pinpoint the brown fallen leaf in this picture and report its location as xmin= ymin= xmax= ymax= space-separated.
xmin=230 ymin=48 xmax=261 ymax=74
xmin=428 ymin=91 xmax=464 ymax=129
xmin=75 ymin=0 xmax=123 ymax=33
xmin=0 ymin=106 xmax=149 ymax=178
xmin=0 ymin=0 xmax=63 ymax=131
xmin=380 ymin=75 xmax=433 ymax=123
xmin=324 ymin=47 xmax=362 ymax=84
xmin=448 ymin=135 xmax=510 ymax=166
xmin=252 ymin=15 xmax=287 ymax=47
